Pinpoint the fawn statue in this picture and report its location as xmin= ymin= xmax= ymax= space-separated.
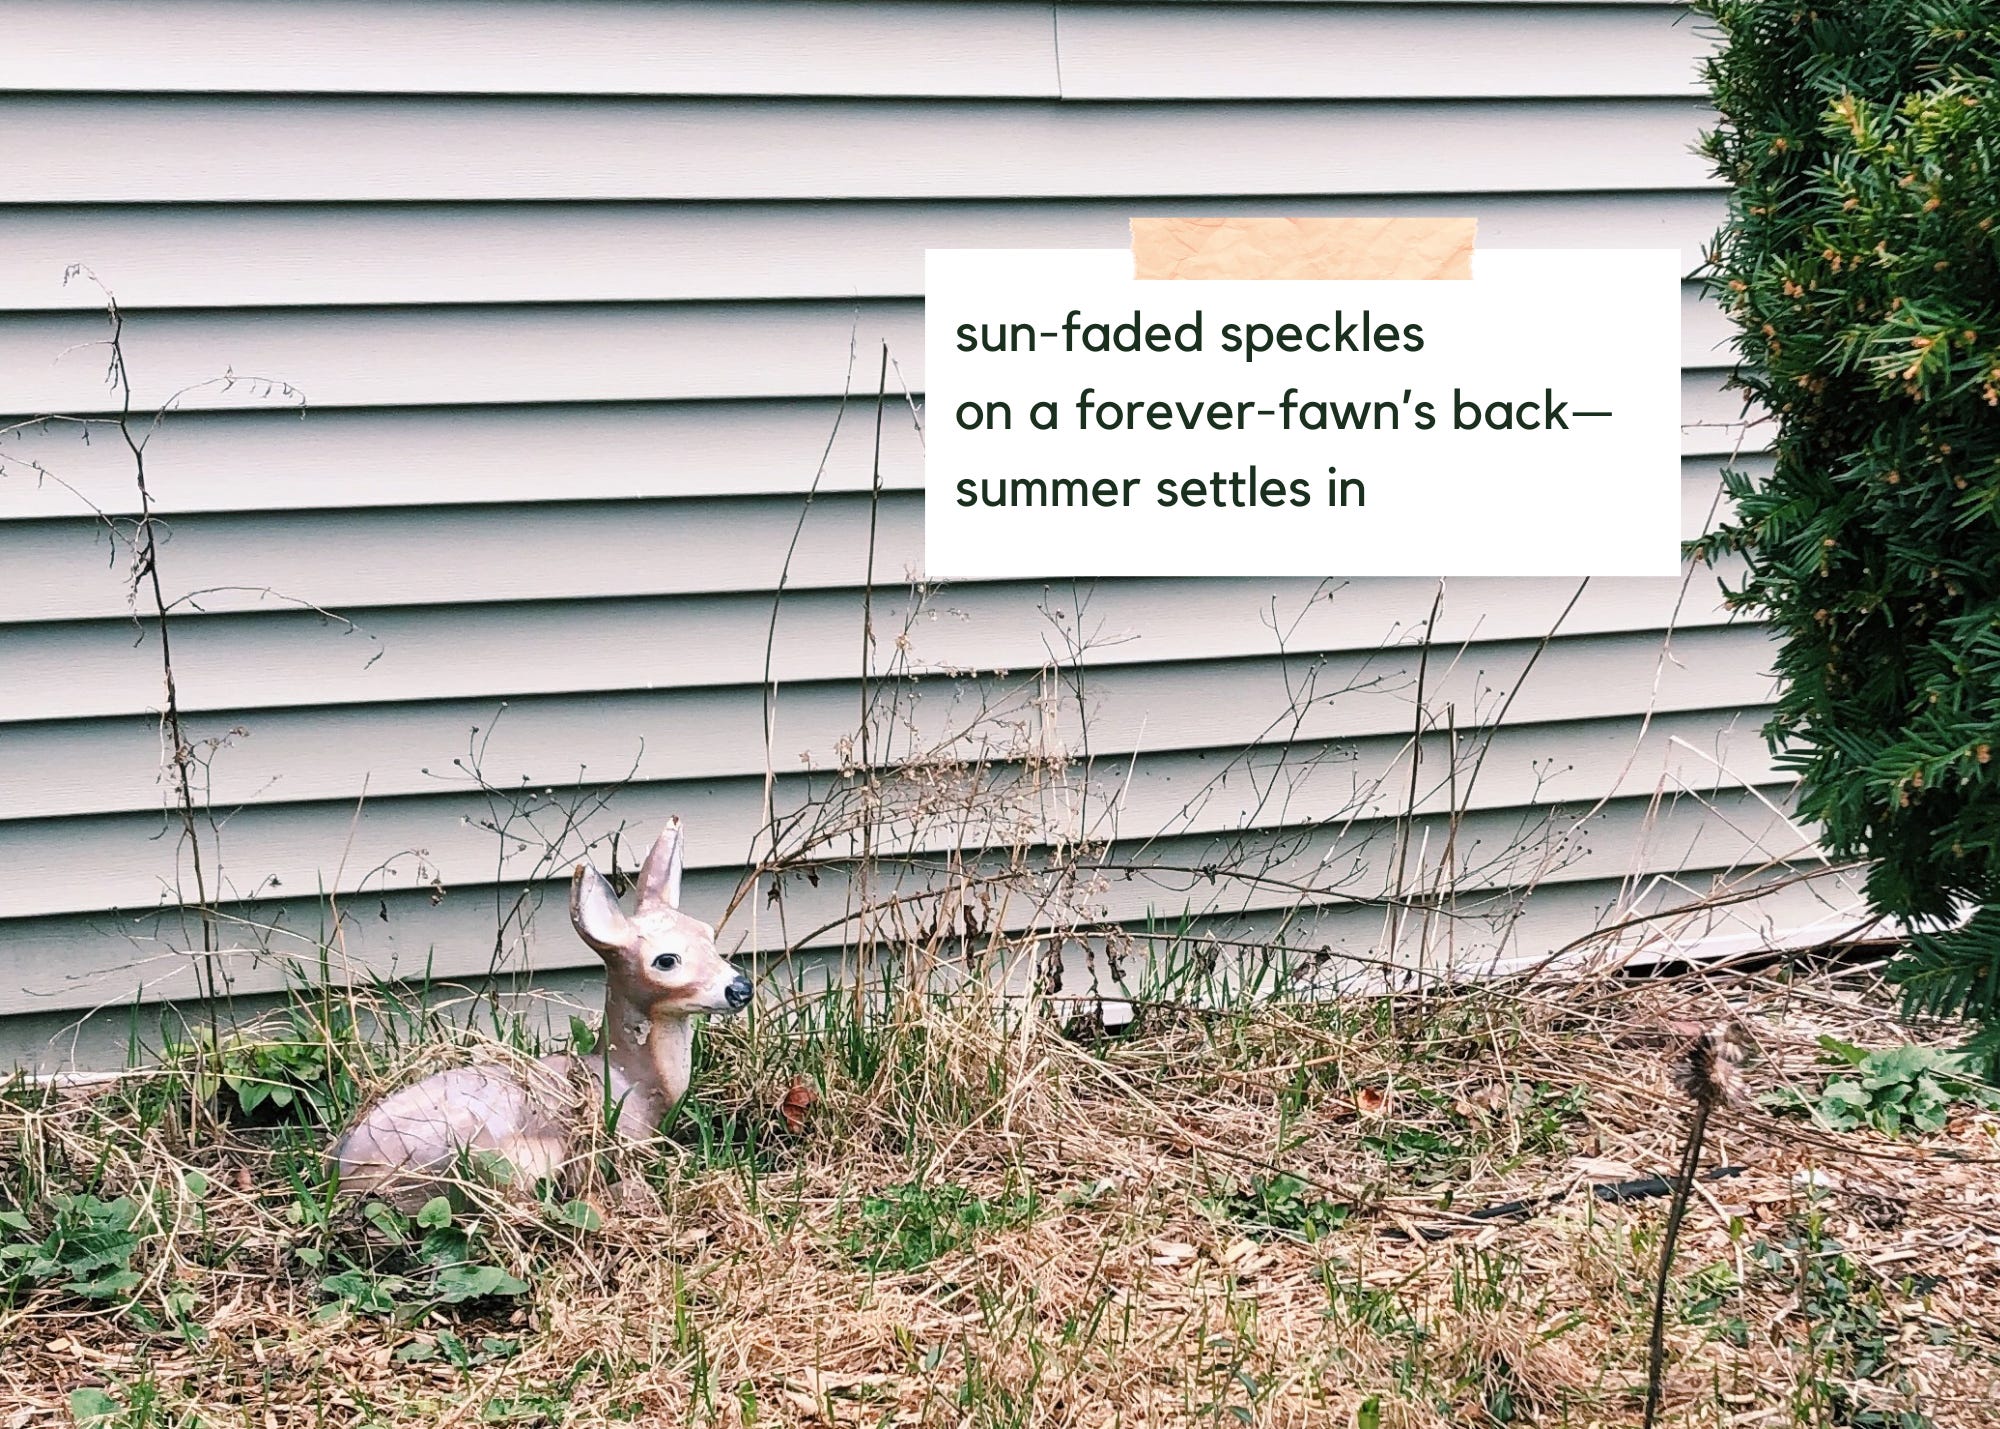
xmin=330 ymin=819 xmax=752 ymax=1207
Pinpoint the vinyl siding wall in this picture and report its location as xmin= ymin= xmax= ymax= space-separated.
xmin=0 ymin=1 xmax=1821 ymax=1067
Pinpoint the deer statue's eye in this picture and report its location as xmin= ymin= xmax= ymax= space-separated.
xmin=651 ymin=952 xmax=681 ymax=972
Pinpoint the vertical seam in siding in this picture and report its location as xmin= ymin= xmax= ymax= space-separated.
xmin=1051 ymin=4 xmax=1066 ymax=99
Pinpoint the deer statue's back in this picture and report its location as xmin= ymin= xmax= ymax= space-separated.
xmin=330 ymin=1058 xmax=577 ymax=1207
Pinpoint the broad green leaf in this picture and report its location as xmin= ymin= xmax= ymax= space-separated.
xmin=419 ymin=1226 xmax=472 ymax=1267
xmin=557 ymin=1199 xmax=603 ymax=1232
xmin=363 ymin=1202 xmax=407 ymax=1238
xmin=469 ymin=1149 xmax=518 ymax=1186
xmin=69 ymin=1269 xmax=142 ymax=1299
xmin=1815 ymin=1079 xmax=1870 ymax=1129
xmin=68 ymin=1387 xmax=119 ymax=1426
xmin=320 ymin=1269 xmax=402 ymax=1315
xmin=433 ymin=1262 xmax=528 ymax=1303
xmin=1860 ymin=1044 xmax=1935 ymax=1089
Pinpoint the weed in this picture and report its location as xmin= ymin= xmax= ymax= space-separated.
xmin=1363 ymin=1122 xmax=1466 ymax=1185
xmin=1449 ymin=1246 xmax=1531 ymax=1316
xmin=836 ymin=1179 xmax=1037 ymax=1272
xmin=1747 ymin=1209 xmax=1935 ymax=1428
xmin=67 ymin=1381 xmax=203 ymax=1429
xmin=394 ymin=1329 xmax=522 ymax=1370
xmin=1359 ymin=1080 xmax=1587 ymax=1192
xmin=1511 ymin=1081 xmax=1590 ymax=1157
xmin=1203 ymin=1172 xmax=1349 ymax=1243
xmin=1320 ymin=1266 xmax=1424 ymax=1341
xmin=1 ymin=1191 xmax=145 ymax=1306
xmin=316 ymin=1196 xmax=528 ymax=1321
xmin=1677 ymin=1259 xmax=1747 ymax=1345
xmin=1764 ymin=1037 xmax=2000 ymax=1137
xmin=174 ymin=1025 xmax=351 ymax=1126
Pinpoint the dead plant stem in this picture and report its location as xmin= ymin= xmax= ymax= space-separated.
xmin=1643 ymin=1095 xmax=1712 ymax=1428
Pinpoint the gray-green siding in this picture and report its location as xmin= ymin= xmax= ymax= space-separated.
xmin=0 ymin=1 xmax=1831 ymax=1068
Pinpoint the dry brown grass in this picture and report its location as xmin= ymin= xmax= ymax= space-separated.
xmin=2 ymin=958 xmax=1997 ymax=1429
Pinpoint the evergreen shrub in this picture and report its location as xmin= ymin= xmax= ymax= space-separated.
xmin=1692 ymin=2 xmax=2000 ymax=1062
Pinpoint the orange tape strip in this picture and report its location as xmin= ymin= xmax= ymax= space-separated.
xmin=1131 ymin=216 xmax=1477 ymax=281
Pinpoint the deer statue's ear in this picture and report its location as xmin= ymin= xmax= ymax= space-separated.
xmin=570 ymin=864 xmax=635 ymax=956
xmin=633 ymin=818 xmax=685 ymax=912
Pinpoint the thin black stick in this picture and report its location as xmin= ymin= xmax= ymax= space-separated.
xmin=858 ymin=341 xmax=888 ymax=779
xmin=852 ymin=342 xmax=890 ymax=981
xmin=103 ymin=298 xmax=225 ymax=1043
xmin=1643 ymin=1096 xmax=1712 ymax=1428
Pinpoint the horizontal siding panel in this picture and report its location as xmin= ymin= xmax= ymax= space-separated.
xmin=1681 ymin=459 xmax=1731 ymax=536
xmin=0 ymin=301 xmax=924 ymax=416
xmin=0 ymin=287 xmax=1725 ymax=415
xmin=1680 ymin=286 xmax=1735 ymax=365
xmin=4 ymin=1 xmax=1058 ymax=98
xmin=1199 ymin=866 xmax=1860 ymax=986
xmin=0 ymin=494 xmax=923 ymax=623
xmin=5 ymin=2 xmax=1703 ymax=102
xmin=1135 ymin=2 xmax=1685 ymax=6
xmin=2 ymin=458 xmax=1738 ymax=623
xmin=0 ymin=704 xmax=1783 ymax=923
xmin=0 ymin=194 xmax=1723 ymax=312
xmin=0 ymin=785 xmax=1802 ymax=1016
xmin=0 ymin=398 xmax=922 ymax=519
xmin=1681 ymin=371 xmax=1762 ymax=457
xmin=4 ymin=370 xmax=1745 ymax=524
xmin=0 ymin=97 xmax=1716 ymax=202
xmin=1058 ymin=4 xmax=1706 ymax=99
xmin=2 ymin=381 xmax=1743 ymax=521
xmin=0 ymin=623 xmax=1780 ymax=821
xmin=0 ymin=574 xmax=1746 ymax=726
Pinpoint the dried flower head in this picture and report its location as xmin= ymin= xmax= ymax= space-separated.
xmin=1673 ymin=1021 xmax=1749 ymax=1108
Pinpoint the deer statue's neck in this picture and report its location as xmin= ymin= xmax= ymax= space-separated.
xmin=597 ymin=986 xmax=695 ymax=1136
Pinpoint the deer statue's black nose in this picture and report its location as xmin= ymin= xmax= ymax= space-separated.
xmin=725 ymin=975 xmax=753 ymax=1010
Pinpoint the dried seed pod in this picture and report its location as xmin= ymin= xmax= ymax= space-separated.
xmin=1672 ymin=1021 xmax=1748 ymax=1109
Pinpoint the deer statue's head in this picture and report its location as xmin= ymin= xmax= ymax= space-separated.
xmin=568 ymin=819 xmax=752 ymax=1018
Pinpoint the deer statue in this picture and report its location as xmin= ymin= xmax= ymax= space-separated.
xmin=330 ymin=819 xmax=752 ymax=1207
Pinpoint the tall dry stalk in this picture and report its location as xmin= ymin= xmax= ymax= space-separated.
xmin=1643 ymin=1021 xmax=1748 ymax=1428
